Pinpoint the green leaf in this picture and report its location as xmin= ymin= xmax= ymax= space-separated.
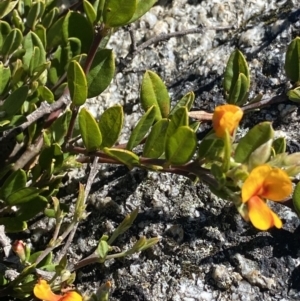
xmin=67 ymin=60 xmax=88 ymax=106
xmin=104 ymin=148 xmax=139 ymax=168
xmin=29 ymin=251 xmax=52 ymax=267
xmin=35 ymin=24 xmax=47 ymax=49
xmin=38 ymin=144 xmax=64 ymax=174
xmin=285 ymin=37 xmax=300 ymax=82
xmin=46 ymin=15 xmax=64 ymax=49
xmin=103 ymin=0 xmax=136 ymax=27
xmin=23 ymin=32 xmax=46 ymax=71
xmin=165 ymin=126 xmax=197 ymax=165
xmin=228 ymin=73 xmax=249 ymax=105
xmin=0 ymin=169 xmax=27 ymax=200
xmin=1 ymin=86 xmax=28 ymax=116
xmin=26 ymin=0 xmax=45 ymax=30
xmin=170 ymin=91 xmax=195 ymax=116
xmin=126 ymin=0 xmax=157 ymax=24
xmin=42 ymin=7 xmax=59 ymax=28
xmin=6 ymin=187 xmax=41 ymax=206
xmin=140 ymin=70 xmax=170 ymax=121
xmin=79 ymin=108 xmax=102 ymax=152
xmin=234 ymin=122 xmax=274 ymax=164
xmin=293 ymin=182 xmax=300 ymax=217
xmin=223 ymin=49 xmax=250 ymax=102
xmin=62 ymin=11 xmax=94 ymax=54
xmin=98 ymin=105 xmax=124 ymax=148
xmin=248 ymin=139 xmax=272 ymax=170
xmin=0 ymin=0 xmax=18 ymax=19
xmin=0 ymin=164 xmax=13 ymax=181
xmin=1 ymin=28 xmax=22 ymax=58
xmin=198 ymin=137 xmax=224 ymax=161
xmin=83 ymin=0 xmax=97 ymax=24
xmin=50 ymin=110 xmax=72 ymax=144
xmin=0 ymin=21 xmax=11 ymax=49
xmin=0 ymin=218 xmax=26 ymax=232
xmin=38 ymin=85 xmax=54 ymax=103
xmin=126 ymin=105 xmax=156 ymax=150
xmin=48 ymin=45 xmax=67 ymax=85
xmin=0 ymin=62 xmax=11 ymax=95
xmin=12 ymin=9 xmax=25 ymax=32
xmin=87 ymin=49 xmax=115 ymax=98
xmin=189 ymin=121 xmax=200 ymax=132
xmin=287 ymin=87 xmax=300 ymax=102
xmin=68 ymin=37 xmax=82 ymax=57
xmin=166 ymin=106 xmax=188 ymax=138
xmin=96 ymin=240 xmax=109 ymax=260
xmin=29 ymin=47 xmax=41 ymax=75
xmin=143 ymin=118 xmax=169 ymax=158
xmin=16 ymin=196 xmax=47 ymax=221
xmin=272 ymin=137 xmax=286 ymax=154
xmin=211 ymin=163 xmax=226 ymax=188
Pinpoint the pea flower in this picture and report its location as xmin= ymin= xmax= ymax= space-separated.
xmin=34 ymin=279 xmax=82 ymax=301
xmin=242 ymin=164 xmax=292 ymax=230
xmin=212 ymin=104 xmax=243 ymax=138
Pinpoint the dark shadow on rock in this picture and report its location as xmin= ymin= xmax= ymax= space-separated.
xmin=112 ymin=284 xmax=149 ymax=301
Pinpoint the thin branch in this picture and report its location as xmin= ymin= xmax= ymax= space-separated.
xmin=241 ymin=93 xmax=289 ymax=113
xmin=119 ymin=25 xmax=235 ymax=70
xmin=0 ymin=92 xmax=71 ymax=142
xmin=11 ymin=134 xmax=44 ymax=171
xmin=56 ymin=157 xmax=99 ymax=263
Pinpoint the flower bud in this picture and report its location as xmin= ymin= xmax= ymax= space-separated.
xmin=212 ymin=104 xmax=243 ymax=138
xmin=12 ymin=240 xmax=26 ymax=262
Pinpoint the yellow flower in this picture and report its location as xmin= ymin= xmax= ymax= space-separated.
xmin=212 ymin=104 xmax=243 ymax=138
xmin=34 ymin=279 xmax=82 ymax=301
xmin=241 ymin=165 xmax=292 ymax=230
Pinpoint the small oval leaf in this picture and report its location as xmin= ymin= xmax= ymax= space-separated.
xmin=83 ymin=0 xmax=97 ymax=24
xmin=165 ymin=126 xmax=197 ymax=165
xmin=140 ymin=70 xmax=170 ymax=121
xmin=170 ymin=91 xmax=195 ymax=116
xmin=104 ymin=148 xmax=140 ymax=168
xmin=234 ymin=122 xmax=274 ymax=164
xmin=293 ymin=182 xmax=300 ymax=217
xmin=98 ymin=105 xmax=124 ymax=148
xmin=143 ymin=118 xmax=169 ymax=158
xmin=79 ymin=108 xmax=102 ymax=152
xmin=223 ymin=49 xmax=250 ymax=101
xmin=285 ymin=37 xmax=300 ymax=82
xmin=1 ymin=28 xmax=22 ymax=57
xmin=0 ymin=169 xmax=27 ymax=200
xmin=87 ymin=49 xmax=115 ymax=98
xmin=67 ymin=60 xmax=88 ymax=106
xmin=1 ymin=86 xmax=28 ymax=116
xmin=126 ymin=0 xmax=157 ymax=24
xmin=103 ymin=0 xmax=137 ymax=27
xmin=6 ymin=187 xmax=40 ymax=206
xmin=166 ymin=106 xmax=188 ymax=139
xmin=126 ymin=105 xmax=156 ymax=150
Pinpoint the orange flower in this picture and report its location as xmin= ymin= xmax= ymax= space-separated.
xmin=242 ymin=165 xmax=292 ymax=230
xmin=34 ymin=279 xmax=82 ymax=301
xmin=212 ymin=104 xmax=243 ymax=138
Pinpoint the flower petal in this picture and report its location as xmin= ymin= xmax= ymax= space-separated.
xmin=247 ymin=196 xmax=282 ymax=230
xmin=212 ymin=104 xmax=243 ymax=138
xmin=33 ymin=280 xmax=61 ymax=301
xmin=261 ymin=167 xmax=292 ymax=201
xmin=61 ymin=291 xmax=82 ymax=301
xmin=242 ymin=165 xmax=271 ymax=202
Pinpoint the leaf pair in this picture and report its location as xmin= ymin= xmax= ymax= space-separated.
xmin=223 ymin=50 xmax=250 ymax=105
xmin=67 ymin=50 xmax=115 ymax=106
xmin=102 ymin=0 xmax=157 ymax=28
xmin=0 ymin=170 xmax=47 ymax=232
xmin=79 ymin=106 xmax=123 ymax=152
